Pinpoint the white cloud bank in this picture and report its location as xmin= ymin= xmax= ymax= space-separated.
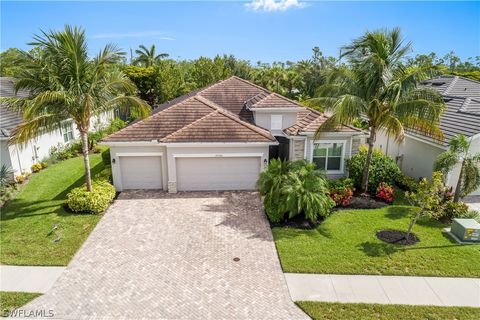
xmin=245 ymin=0 xmax=306 ymax=12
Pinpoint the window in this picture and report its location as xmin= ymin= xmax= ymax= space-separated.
xmin=312 ymin=141 xmax=345 ymax=172
xmin=61 ymin=122 xmax=74 ymax=143
xmin=271 ymin=115 xmax=283 ymax=130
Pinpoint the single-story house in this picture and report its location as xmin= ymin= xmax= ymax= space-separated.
xmin=375 ymin=76 xmax=480 ymax=196
xmin=0 ymin=77 xmax=113 ymax=176
xmin=103 ymin=76 xmax=366 ymax=193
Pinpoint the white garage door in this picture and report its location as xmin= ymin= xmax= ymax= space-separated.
xmin=120 ymin=156 xmax=163 ymax=190
xmin=176 ymin=157 xmax=261 ymax=191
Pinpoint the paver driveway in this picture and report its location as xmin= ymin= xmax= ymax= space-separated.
xmin=22 ymin=191 xmax=308 ymax=320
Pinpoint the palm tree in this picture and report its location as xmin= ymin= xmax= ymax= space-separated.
xmin=310 ymin=28 xmax=445 ymax=193
xmin=9 ymin=25 xmax=150 ymax=191
xmin=133 ymin=44 xmax=169 ymax=67
xmin=434 ymin=134 xmax=480 ymax=202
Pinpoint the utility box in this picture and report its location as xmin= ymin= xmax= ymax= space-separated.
xmin=451 ymin=219 xmax=480 ymax=243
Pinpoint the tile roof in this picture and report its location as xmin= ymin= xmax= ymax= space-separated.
xmin=0 ymin=77 xmax=29 ymax=138
xmin=104 ymin=95 xmax=275 ymax=143
xmin=248 ymin=93 xmax=302 ymax=109
xmin=104 ymin=75 xmax=359 ymax=143
xmin=414 ymin=76 xmax=480 ymax=145
xmin=284 ymin=108 xmax=361 ymax=135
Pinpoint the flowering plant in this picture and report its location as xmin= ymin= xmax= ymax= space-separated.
xmin=330 ymin=187 xmax=354 ymax=206
xmin=376 ymin=182 xmax=394 ymax=203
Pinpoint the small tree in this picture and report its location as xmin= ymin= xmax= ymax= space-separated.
xmin=434 ymin=134 xmax=480 ymax=202
xmin=405 ymin=172 xmax=445 ymax=240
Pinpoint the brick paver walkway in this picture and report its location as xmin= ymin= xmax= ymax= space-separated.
xmin=21 ymin=191 xmax=308 ymax=320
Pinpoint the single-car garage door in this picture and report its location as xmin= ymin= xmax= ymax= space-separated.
xmin=176 ymin=157 xmax=261 ymax=191
xmin=120 ymin=156 xmax=163 ymax=190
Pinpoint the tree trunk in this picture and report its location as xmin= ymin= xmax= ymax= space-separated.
xmin=361 ymin=127 xmax=376 ymax=194
xmin=406 ymin=210 xmax=421 ymax=241
xmin=453 ymin=159 xmax=465 ymax=203
xmin=80 ymin=130 xmax=92 ymax=192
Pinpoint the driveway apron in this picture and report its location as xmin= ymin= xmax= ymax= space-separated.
xmin=21 ymin=191 xmax=308 ymax=320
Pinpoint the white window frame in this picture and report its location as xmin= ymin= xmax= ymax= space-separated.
xmin=61 ymin=121 xmax=74 ymax=143
xmin=310 ymin=140 xmax=347 ymax=174
xmin=270 ymin=115 xmax=283 ymax=130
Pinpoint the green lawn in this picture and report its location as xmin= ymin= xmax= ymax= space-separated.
xmin=0 ymin=292 xmax=41 ymax=317
xmin=0 ymin=153 xmax=109 ymax=266
xmin=273 ymin=199 xmax=480 ymax=277
xmin=297 ymin=302 xmax=480 ymax=320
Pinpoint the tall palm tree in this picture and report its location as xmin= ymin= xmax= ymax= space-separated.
xmin=310 ymin=28 xmax=445 ymax=193
xmin=133 ymin=44 xmax=169 ymax=67
xmin=434 ymin=134 xmax=480 ymax=202
xmin=9 ymin=25 xmax=150 ymax=191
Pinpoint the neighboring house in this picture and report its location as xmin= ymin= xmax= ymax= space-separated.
xmin=103 ymin=76 xmax=365 ymax=192
xmin=0 ymin=77 xmax=113 ymax=176
xmin=376 ymin=76 xmax=480 ymax=196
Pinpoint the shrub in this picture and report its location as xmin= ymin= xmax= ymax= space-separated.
xmin=31 ymin=163 xmax=42 ymax=173
xmin=329 ymin=178 xmax=354 ymax=206
xmin=396 ymin=173 xmax=418 ymax=192
xmin=257 ymin=159 xmax=334 ymax=222
xmin=257 ymin=159 xmax=291 ymax=222
xmin=376 ymin=182 xmax=395 ymax=204
xmin=347 ymin=146 xmax=401 ymax=193
xmin=282 ymin=161 xmax=335 ymax=221
xmin=101 ymin=149 xmax=111 ymax=166
xmin=40 ymin=162 xmax=48 ymax=169
xmin=434 ymin=201 xmax=469 ymax=221
xmin=0 ymin=164 xmax=14 ymax=187
xmin=15 ymin=175 xmax=26 ymax=184
xmin=66 ymin=181 xmax=116 ymax=214
xmin=0 ymin=184 xmax=18 ymax=206
xmin=95 ymin=167 xmax=113 ymax=183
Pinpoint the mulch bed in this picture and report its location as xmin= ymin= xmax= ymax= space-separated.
xmin=334 ymin=195 xmax=388 ymax=210
xmin=376 ymin=229 xmax=419 ymax=245
xmin=270 ymin=214 xmax=324 ymax=229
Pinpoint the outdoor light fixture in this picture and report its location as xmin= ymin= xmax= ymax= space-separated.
xmin=264 ymin=158 xmax=268 ymax=165
xmin=112 ymin=158 xmax=116 ymax=164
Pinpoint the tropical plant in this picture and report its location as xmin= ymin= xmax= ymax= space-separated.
xmin=434 ymin=134 xmax=480 ymax=202
xmin=133 ymin=44 xmax=168 ymax=67
xmin=8 ymin=25 xmax=150 ymax=191
xmin=0 ymin=164 xmax=14 ymax=187
xmin=257 ymin=159 xmax=334 ymax=222
xmin=405 ymin=172 xmax=445 ymax=240
xmin=257 ymin=159 xmax=291 ymax=222
xmin=282 ymin=161 xmax=335 ymax=221
xmin=328 ymin=178 xmax=354 ymax=207
xmin=310 ymin=28 xmax=445 ymax=193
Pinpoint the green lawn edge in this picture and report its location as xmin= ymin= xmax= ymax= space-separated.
xmin=0 ymin=152 xmax=109 ymax=266
xmin=273 ymin=198 xmax=480 ymax=277
xmin=0 ymin=292 xmax=41 ymax=317
xmin=296 ymin=301 xmax=480 ymax=320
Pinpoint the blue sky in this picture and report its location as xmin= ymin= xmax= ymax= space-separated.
xmin=1 ymin=1 xmax=479 ymax=62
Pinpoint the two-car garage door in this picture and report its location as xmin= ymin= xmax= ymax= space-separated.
xmin=176 ymin=157 xmax=261 ymax=191
xmin=119 ymin=154 xmax=261 ymax=191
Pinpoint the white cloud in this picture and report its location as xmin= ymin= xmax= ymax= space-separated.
xmin=245 ymin=0 xmax=306 ymax=12
xmin=92 ymin=31 xmax=166 ymax=39
xmin=157 ymin=36 xmax=175 ymax=41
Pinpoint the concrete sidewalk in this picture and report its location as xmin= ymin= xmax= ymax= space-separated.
xmin=285 ymin=273 xmax=480 ymax=307
xmin=0 ymin=265 xmax=65 ymax=293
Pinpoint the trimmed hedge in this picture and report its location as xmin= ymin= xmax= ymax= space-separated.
xmin=66 ymin=180 xmax=115 ymax=214
xmin=347 ymin=146 xmax=401 ymax=194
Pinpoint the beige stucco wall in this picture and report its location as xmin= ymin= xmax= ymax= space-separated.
xmin=253 ymin=111 xmax=298 ymax=134
xmin=376 ymin=130 xmax=445 ymax=179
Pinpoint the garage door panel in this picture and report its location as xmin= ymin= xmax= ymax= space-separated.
xmin=120 ymin=156 xmax=162 ymax=190
xmin=176 ymin=157 xmax=260 ymax=191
